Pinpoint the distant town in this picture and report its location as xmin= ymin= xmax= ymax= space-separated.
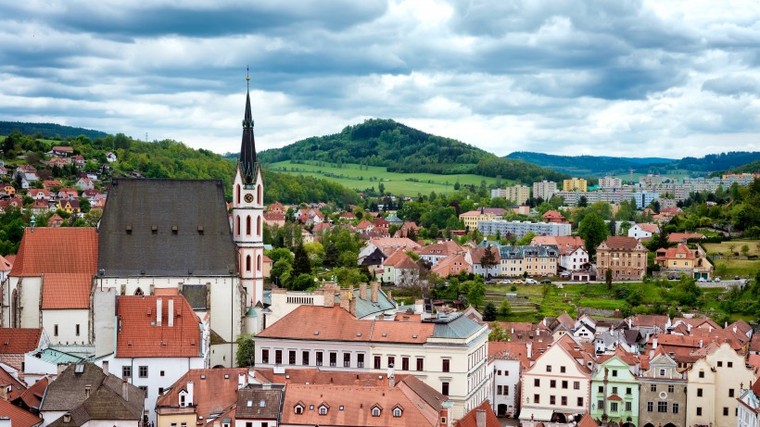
xmin=0 ymin=88 xmax=759 ymax=427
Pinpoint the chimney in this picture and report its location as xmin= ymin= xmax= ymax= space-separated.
xmin=156 ymin=298 xmax=163 ymax=326
xmin=526 ymin=342 xmax=533 ymax=358
xmin=476 ymin=409 xmax=487 ymax=427
xmin=122 ymin=380 xmax=128 ymax=402
xmin=349 ymin=288 xmax=357 ymax=316
xmin=371 ymin=282 xmax=379 ymax=303
xmin=238 ymin=372 xmax=247 ymax=388
xmin=63 ymin=413 xmax=71 ymax=423
xmin=359 ymin=283 xmax=367 ymax=300
xmin=339 ymin=289 xmax=351 ymax=312
xmin=186 ymin=381 xmax=194 ymax=405
xmin=168 ymin=298 xmax=174 ymax=327
xmin=323 ymin=283 xmax=336 ymax=307
xmin=653 ymin=337 xmax=658 ymax=349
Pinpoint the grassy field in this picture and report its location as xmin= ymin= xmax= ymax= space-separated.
xmin=703 ymin=240 xmax=760 ymax=278
xmin=268 ymin=160 xmax=506 ymax=196
xmin=703 ymin=240 xmax=760 ymax=256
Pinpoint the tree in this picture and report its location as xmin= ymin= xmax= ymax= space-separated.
xmin=480 ymin=246 xmax=498 ymax=273
xmin=516 ymin=231 xmax=536 ymax=246
xmin=498 ymin=299 xmax=512 ymax=317
xmin=577 ymin=196 xmax=588 ymax=207
xmin=605 ymin=268 xmax=613 ymax=289
xmin=235 ymin=333 xmax=255 ymax=367
xmin=741 ymin=244 xmax=750 ymax=257
xmin=467 ymin=281 xmax=486 ymax=309
xmin=488 ymin=322 xmax=510 ymax=341
xmin=483 ymin=302 xmax=497 ymax=321
xmin=292 ymin=243 xmax=311 ymax=277
xmin=578 ymin=212 xmax=608 ymax=259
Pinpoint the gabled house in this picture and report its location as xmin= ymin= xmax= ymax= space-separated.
xmin=105 ymin=152 xmax=118 ymax=163
xmin=235 ymin=383 xmax=284 ymax=427
xmin=628 ymin=223 xmax=659 ymax=240
xmin=431 ymin=253 xmax=472 ymax=278
xmin=468 ymin=246 xmax=500 ymax=278
xmin=56 ymin=199 xmax=81 ymax=214
xmin=56 ymin=188 xmax=79 ymax=201
xmin=382 ymin=250 xmax=420 ymax=287
xmin=589 ymin=351 xmax=640 ymax=427
xmin=596 ymin=237 xmax=647 ymax=281
xmin=0 ymin=398 xmax=42 ymax=427
xmin=638 ymin=349 xmax=687 ymax=427
xmin=542 ymin=210 xmax=567 ymax=224
xmin=75 ymin=177 xmax=94 ymax=191
xmin=50 ymin=146 xmax=74 ymax=157
xmin=455 ymin=401 xmax=501 ymax=427
xmin=0 ymin=328 xmax=46 ymax=372
xmin=737 ymin=378 xmax=760 ymax=427
xmin=488 ymin=341 xmax=530 ymax=418
xmin=40 ymin=362 xmax=145 ymax=427
xmin=655 ymin=243 xmax=713 ymax=280
xmin=419 ymin=240 xmax=463 ymax=266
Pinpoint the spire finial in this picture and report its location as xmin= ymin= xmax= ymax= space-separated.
xmin=246 ymin=65 xmax=250 ymax=91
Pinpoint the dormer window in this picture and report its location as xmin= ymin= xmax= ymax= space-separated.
xmin=393 ymin=405 xmax=403 ymax=417
xmin=294 ymin=404 xmax=304 ymax=415
xmin=371 ymin=404 xmax=382 ymax=417
xmin=318 ymin=404 xmax=329 ymax=415
xmin=179 ymin=392 xmax=187 ymax=407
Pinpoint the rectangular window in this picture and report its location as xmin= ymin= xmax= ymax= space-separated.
xmin=658 ymin=402 xmax=667 ymax=413
xmin=697 ymin=388 xmax=703 ymax=397
xmin=598 ymin=400 xmax=604 ymax=410
xmin=561 ymin=396 xmax=567 ymax=406
xmin=550 ymin=380 xmax=556 ymax=388
xmin=717 ymin=361 xmax=723 ymax=367
xmin=546 ymin=365 xmax=552 ymax=372
xmin=727 ymin=361 xmax=733 ymax=368
xmin=416 ymin=358 xmax=424 ymax=371
xmin=659 ymin=368 xmax=666 ymax=376
xmin=672 ymin=403 xmax=679 ymax=414
xmin=573 ymin=381 xmax=580 ymax=390
xmin=650 ymin=384 xmax=656 ymax=392
xmin=289 ymin=351 xmax=296 ymax=365
xmin=122 ymin=366 xmax=132 ymax=378
xmin=612 ymin=386 xmax=618 ymax=394
xmin=75 ymin=324 xmax=80 ymax=336
xmin=668 ymin=385 xmax=674 ymax=393
xmin=550 ymin=395 xmax=556 ymax=405
xmin=611 ymin=369 xmax=618 ymax=377
xmin=442 ymin=382 xmax=449 ymax=396
xmin=275 ymin=350 xmax=282 ymax=364
xmin=534 ymin=394 xmax=540 ymax=404
xmin=302 ymin=351 xmax=310 ymax=365
xmin=625 ymin=402 xmax=631 ymax=412
xmin=54 ymin=324 xmax=59 ymax=336
xmin=139 ymin=366 xmax=148 ymax=378
xmin=723 ymin=407 xmax=729 ymax=416
xmin=626 ymin=387 xmax=632 ymax=395
xmin=647 ymin=402 xmax=654 ymax=412
xmin=598 ymin=385 xmax=603 ymax=393
xmin=699 ymin=371 xmax=705 ymax=378
xmin=387 ymin=356 xmax=395 ymax=369
xmin=262 ymin=349 xmax=269 ymax=364
xmin=330 ymin=352 xmax=337 ymax=367
xmin=697 ymin=407 xmax=702 ymax=416
xmin=316 ymin=351 xmax=323 ymax=366
xmin=357 ymin=353 xmax=364 ymax=368
xmin=343 ymin=353 xmax=351 ymax=368
xmin=402 ymin=357 xmax=409 ymax=371
xmin=729 ymin=388 xmax=735 ymax=397
xmin=611 ymin=402 xmax=618 ymax=412
xmin=497 ymin=385 xmax=503 ymax=395
xmin=562 ymin=380 xmax=568 ymax=389
xmin=577 ymin=397 xmax=583 ymax=407
xmin=534 ymin=379 xmax=541 ymax=387
xmin=442 ymin=359 xmax=450 ymax=372
xmin=374 ymin=355 xmax=381 ymax=369
xmin=560 ymin=366 xmax=566 ymax=373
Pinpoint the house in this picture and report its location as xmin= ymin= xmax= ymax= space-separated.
xmin=520 ymin=334 xmax=595 ymax=427
xmin=628 ymin=223 xmax=659 ymax=240
xmin=431 ymin=253 xmax=472 ymax=277
xmin=75 ymin=177 xmax=94 ymax=191
xmin=685 ymin=342 xmax=757 ymax=427
xmin=155 ymin=367 xmax=251 ymax=427
xmin=381 ymin=250 xmax=420 ymax=287
xmin=39 ymin=362 xmax=145 ymax=427
xmin=47 ymin=214 xmax=64 ymax=228
xmin=30 ymin=199 xmax=51 ymax=215
xmin=455 ymin=401 xmax=501 ymax=427
xmin=468 ymin=246 xmax=500 ymax=278
xmin=0 ymin=398 xmax=42 ymax=427
xmin=0 ymin=328 xmax=46 ymax=372
xmin=56 ymin=199 xmax=81 ymax=214
xmin=2 ymin=228 xmax=97 ymax=346
xmin=41 ymin=180 xmax=62 ymax=191
xmin=27 ymin=189 xmax=52 ymax=201
xmin=0 ymin=254 xmax=13 ymax=283
xmin=531 ymin=236 xmax=588 ymax=273
xmin=71 ymin=155 xmax=86 ymax=168
xmin=459 ymin=208 xmax=507 ymax=230
xmin=737 ymin=378 xmax=760 ymax=427
xmin=498 ymin=245 xmax=559 ymax=278
xmin=419 ymin=240 xmax=463 ymax=266
xmin=50 ymin=146 xmax=74 ymax=157
xmin=655 ymin=243 xmax=713 ymax=280
xmin=542 ymin=210 xmax=567 ymax=223
xmin=254 ymin=304 xmax=489 ymax=421
xmin=56 ymin=188 xmax=79 ymax=200
xmin=13 ymin=166 xmax=39 ymax=189
xmin=235 ymin=383 xmax=283 ymax=427
xmin=105 ymin=152 xmax=118 ymax=163
xmin=2 ymin=184 xmax=15 ymax=196
xmin=637 ymin=349 xmax=687 ymax=427
xmin=596 ymin=237 xmax=648 ymax=281
xmin=95 ymin=295 xmax=207 ymax=425
xmin=360 ymin=237 xmax=421 ymax=259
xmin=668 ymin=232 xmax=705 ymax=244
xmin=589 ymin=350 xmax=640 ymax=427
xmin=488 ymin=341 xmax=529 ymax=418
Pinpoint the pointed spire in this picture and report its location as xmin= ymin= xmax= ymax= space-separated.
xmin=239 ymin=66 xmax=257 ymax=184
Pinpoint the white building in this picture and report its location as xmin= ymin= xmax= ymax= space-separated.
xmin=488 ymin=341 xmax=527 ymax=418
xmin=533 ymin=180 xmax=558 ymax=201
xmin=478 ymin=220 xmax=571 ymax=239
xmin=738 ymin=379 xmax=760 ymax=427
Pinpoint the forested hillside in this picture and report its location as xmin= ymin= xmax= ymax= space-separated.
xmin=258 ymin=118 xmax=568 ymax=183
xmin=0 ymin=121 xmax=108 ymax=140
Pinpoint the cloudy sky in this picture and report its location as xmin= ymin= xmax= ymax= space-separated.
xmin=2 ymin=0 xmax=760 ymax=158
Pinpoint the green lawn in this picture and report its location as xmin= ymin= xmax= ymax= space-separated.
xmin=703 ymin=240 xmax=760 ymax=257
xmin=267 ymin=160 xmax=506 ymax=196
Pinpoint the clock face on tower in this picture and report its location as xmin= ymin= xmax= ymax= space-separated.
xmin=244 ymin=193 xmax=254 ymax=203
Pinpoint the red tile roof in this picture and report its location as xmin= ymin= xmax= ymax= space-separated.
xmin=599 ymin=236 xmax=644 ymax=250
xmin=455 ymin=401 xmax=500 ymax=427
xmin=577 ymin=413 xmax=599 ymax=427
xmin=11 ymin=228 xmax=98 ymax=276
xmin=0 ymin=399 xmax=42 ymax=427
xmin=0 ymin=328 xmax=42 ymax=354
xmin=17 ymin=377 xmax=48 ymax=412
xmin=156 ymin=368 xmax=249 ymax=420
xmin=116 ymin=295 xmax=202 ymax=358
xmin=42 ymin=273 xmax=93 ymax=309
xmin=0 ymin=365 xmax=27 ymax=401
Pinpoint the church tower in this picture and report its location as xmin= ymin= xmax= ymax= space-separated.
xmin=232 ymin=71 xmax=264 ymax=308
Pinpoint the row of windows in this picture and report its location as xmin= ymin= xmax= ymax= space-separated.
xmin=52 ymin=323 xmax=82 ymax=337
xmin=534 ymin=378 xmax=581 ymax=390
xmin=602 ymin=400 xmax=634 ymax=412
xmin=647 ymin=401 xmax=679 ymax=413
xmin=598 ymin=385 xmax=633 ymax=394
xmin=531 ymin=394 xmax=583 ymax=407
xmin=293 ymin=403 xmax=402 ymax=417
xmin=262 ymin=349 xmax=447 ymax=372
xmin=122 ymin=365 xmax=165 ymax=378
xmin=496 ymin=385 xmax=510 ymax=395
xmin=235 ymin=214 xmax=262 ymax=237
xmin=235 ymin=184 xmax=262 ymax=205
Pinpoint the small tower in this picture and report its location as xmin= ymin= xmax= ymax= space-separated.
xmin=232 ymin=69 xmax=265 ymax=310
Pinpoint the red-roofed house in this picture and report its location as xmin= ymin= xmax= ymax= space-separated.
xmin=0 ymin=399 xmax=42 ymax=427
xmin=488 ymin=341 xmax=529 ymax=417
xmin=99 ymin=295 xmax=207 ymax=425
xmin=382 ymin=250 xmax=420 ymax=287
xmin=431 ymin=254 xmax=472 ymax=278
xmin=596 ymin=237 xmax=648 ymax=281
xmin=542 ymin=210 xmax=567 ymax=223
xmin=668 ymin=232 xmax=705 ymax=244
xmin=628 ymin=223 xmax=660 ymax=240
xmin=0 ymin=328 xmax=46 ymax=372
xmin=4 ymin=228 xmax=97 ymax=345
xmin=655 ymin=243 xmax=713 ymax=280
xmin=419 ymin=240 xmax=463 ymax=266
xmin=455 ymin=401 xmax=501 ymax=427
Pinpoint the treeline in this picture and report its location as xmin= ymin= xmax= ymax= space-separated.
xmin=0 ymin=121 xmax=108 ymax=140
xmin=264 ymin=170 xmax=360 ymax=207
xmin=258 ymin=118 xmax=567 ymax=183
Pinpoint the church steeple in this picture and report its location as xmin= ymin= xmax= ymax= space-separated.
xmin=238 ymin=68 xmax=257 ymax=185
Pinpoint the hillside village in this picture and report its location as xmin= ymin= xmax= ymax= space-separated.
xmin=0 ymin=87 xmax=758 ymax=427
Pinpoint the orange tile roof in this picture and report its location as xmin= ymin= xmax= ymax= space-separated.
xmin=636 ymin=223 xmax=660 ymax=233
xmin=42 ymin=273 xmax=92 ymax=309
xmin=577 ymin=413 xmax=599 ymax=427
xmin=431 ymin=254 xmax=471 ymax=277
xmin=0 ymin=328 xmax=42 ymax=354
xmin=116 ymin=295 xmax=202 ymax=358
xmin=599 ymin=236 xmax=645 ymax=250
xmin=383 ymin=250 xmax=418 ymax=269
xmin=257 ymin=305 xmax=434 ymax=344
xmin=488 ymin=341 xmax=531 ymax=369
xmin=455 ymin=401 xmax=500 ymax=427
xmin=10 ymin=227 xmax=97 ymax=277
xmin=254 ymin=367 xmax=408 ymax=386
xmin=17 ymin=376 xmax=48 ymax=411
xmin=0 ymin=365 xmax=26 ymax=401
xmin=156 ymin=368 xmax=249 ymax=420
xmin=0 ymin=399 xmax=42 ymax=427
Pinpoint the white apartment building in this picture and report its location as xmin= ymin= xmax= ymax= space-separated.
xmin=478 ymin=220 xmax=571 ymax=239
xmin=491 ymin=185 xmax=531 ymax=205
xmin=738 ymin=380 xmax=760 ymax=427
xmin=533 ymin=180 xmax=558 ymax=201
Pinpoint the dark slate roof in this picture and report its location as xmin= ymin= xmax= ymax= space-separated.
xmin=98 ymin=179 xmax=237 ymax=277
xmin=181 ymin=284 xmax=208 ymax=310
xmin=48 ymin=385 xmax=144 ymax=426
xmin=235 ymin=385 xmax=283 ymax=419
xmin=238 ymin=85 xmax=258 ymax=185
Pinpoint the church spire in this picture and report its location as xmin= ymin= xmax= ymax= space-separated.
xmin=238 ymin=66 xmax=257 ymax=184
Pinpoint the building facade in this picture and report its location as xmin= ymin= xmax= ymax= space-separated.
xmin=596 ymin=237 xmax=648 ymax=281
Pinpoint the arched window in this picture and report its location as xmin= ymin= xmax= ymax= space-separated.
xmin=257 ymin=216 xmax=262 ymax=236
xmin=371 ymin=406 xmax=381 ymax=417
xmin=257 ymin=185 xmax=262 ymax=204
xmin=257 ymin=254 xmax=262 ymax=272
xmin=134 ymin=287 xmax=144 ymax=296
xmin=393 ymin=407 xmax=403 ymax=417
xmin=236 ymin=184 xmax=240 ymax=204
xmin=246 ymin=255 xmax=251 ymax=272
xmin=235 ymin=216 xmax=240 ymax=236
xmin=318 ymin=405 xmax=328 ymax=415
xmin=294 ymin=405 xmax=304 ymax=415
xmin=246 ymin=216 xmax=251 ymax=235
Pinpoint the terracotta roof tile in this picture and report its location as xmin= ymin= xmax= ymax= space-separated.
xmin=116 ymin=295 xmax=202 ymax=358
xmin=42 ymin=273 xmax=92 ymax=309
xmin=0 ymin=328 xmax=42 ymax=354
xmin=0 ymin=365 xmax=26 ymax=401
xmin=455 ymin=401 xmax=500 ymax=427
xmin=0 ymin=399 xmax=42 ymax=427
xmin=156 ymin=368 xmax=249 ymax=420
xmin=17 ymin=377 xmax=48 ymax=411
xmin=11 ymin=228 xmax=98 ymax=277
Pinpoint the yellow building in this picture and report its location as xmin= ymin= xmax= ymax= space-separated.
xmin=459 ymin=208 xmax=507 ymax=230
xmin=562 ymin=177 xmax=588 ymax=192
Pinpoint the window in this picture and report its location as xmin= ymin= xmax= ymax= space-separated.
xmin=316 ymin=352 xmax=324 ymax=366
xmin=550 ymin=380 xmax=556 ymax=388
xmin=647 ymin=402 xmax=654 ymax=412
xmin=546 ymin=365 xmax=552 ymax=372
xmin=611 ymin=402 xmax=618 ymax=412
xmin=611 ymin=369 xmax=618 ymax=377
xmin=497 ymin=385 xmax=502 ymax=395
xmin=699 ymin=370 xmax=705 ymax=378
xmin=729 ymin=388 xmax=735 ymax=397
xmin=717 ymin=361 xmax=723 ymax=367
xmin=160 ymin=370 xmax=165 ymax=377
xmin=54 ymin=324 xmax=59 ymax=337
xmin=561 ymin=396 xmax=567 ymax=406
xmin=402 ymin=357 xmax=409 ymax=371
xmin=442 ymin=359 xmax=450 ymax=372
xmin=387 ymin=356 xmax=395 ymax=369
xmin=75 ymin=324 xmax=80 ymax=336
xmin=659 ymin=368 xmax=666 ymax=376
xmin=442 ymin=382 xmax=449 ymax=396
xmin=343 ymin=353 xmax=351 ymax=368
xmin=598 ymin=386 xmax=604 ymax=393
xmin=535 ymin=379 xmax=541 ymax=387
xmin=275 ymin=350 xmax=282 ymax=364
xmin=416 ymin=358 xmax=424 ymax=371
xmin=533 ymin=394 xmax=540 ymax=404
xmin=625 ymin=402 xmax=631 ymax=412
xmin=319 ymin=405 xmax=328 ymax=415
xmin=245 ymin=255 xmax=251 ymax=271
xmin=302 ymin=351 xmax=310 ymax=365
xmin=371 ymin=406 xmax=381 ymax=417
xmin=330 ymin=352 xmax=337 ymax=367
xmin=697 ymin=407 xmax=702 ymax=416
xmin=122 ymin=366 xmax=131 ymax=378
xmin=374 ymin=356 xmax=381 ymax=369
xmin=728 ymin=361 xmax=733 ymax=368
xmin=357 ymin=353 xmax=364 ymax=368
xmin=658 ymin=402 xmax=667 ymax=413
xmin=560 ymin=366 xmax=566 ymax=373
xmin=723 ymin=407 xmax=729 ymax=416
xmin=672 ymin=403 xmax=679 ymax=414
xmin=289 ymin=351 xmax=296 ymax=365
xmin=650 ymin=384 xmax=657 ymax=392
xmin=550 ymin=395 xmax=556 ymax=405
xmin=577 ymin=397 xmax=583 ymax=407
xmin=138 ymin=386 xmax=148 ymax=393
xmin=573 ymin=381 xmax=580 ymax=390
xmin=139 ymin=366 xmax=148 ymax=378
xmin=612 ymin=386 xmax=618 ymax=394
xmin=668 ymin=385 xmax=674 ymax=393
xmin=697 ymin=388 xmax=703 ymax=397
xmin=626 ymin=387 xmax=632 ymax=395
xmin=262 ymin=349 xmax=269 ymax=364
xmin=159 ymin=387 xmax=165 ymax=395
xmin=294 ymin=405 xmax=304 ymax=414
xmin=393 ymin=407 xmax=402 ymax=417
xmin=561 ymin=380 xmax=568 ymax=389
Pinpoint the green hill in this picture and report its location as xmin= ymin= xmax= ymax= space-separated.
xmin=0 ymin=121 xmax=108 ymax=140
xmin=258 ymin=118 xmax=568 ymax=184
